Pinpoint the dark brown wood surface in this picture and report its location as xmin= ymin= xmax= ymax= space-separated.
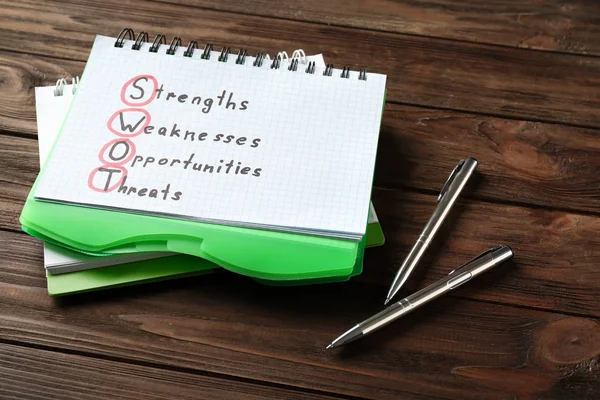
xmin=1 ymin=1 xmax=599 ymax=399
xmin=3 ymin=0 xmax=600 ymax=128
xmin=167 ymin=0 xmax=600 ymax=56
xmin=0 ymin=343 xmax=342 ymax=400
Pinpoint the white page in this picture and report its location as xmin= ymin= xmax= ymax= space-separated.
xmin=35 ymin=36 xmax=386 ymax=238
xmin=35 ymin=85 xmax=171 ymax=272
xmin=34 ymin=54 xmax=334 ymax=272
xmin=35 ymin=85 xmax=75 ymax=167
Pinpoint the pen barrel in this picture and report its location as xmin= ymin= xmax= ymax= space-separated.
xmin=362 ymin=246 xmax=513 ymax=336
xmin=389 ymin=159 xmax=478 ymax=294
xmin=490 ymin=246 xmax=513 ymax=266
xmin=422 ymin=158 xmax=478 ymax=237
xmin=360 ymin=299 xmax=414 ymax=334
xmin=391 ymin=239 xmax=429 ymax=289
xmin=456 ymin=245 xmax=513 ymax=278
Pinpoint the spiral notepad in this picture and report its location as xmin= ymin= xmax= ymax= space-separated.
xmin=34 ymin=30 xmax=387 ymax=240
xmin=35 ymin=55 xmax=382 ymax=274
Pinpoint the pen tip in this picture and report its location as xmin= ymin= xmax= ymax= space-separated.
xmin=384 ymin=297 xmax=391 ymax=306
xmin=326 ymin=344 xmax=333 ymax=350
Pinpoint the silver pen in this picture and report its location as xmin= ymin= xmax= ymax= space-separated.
xmin=327 ymin=245 xmax=513 ymax=349
xmin=384 ymin=158 xmax=478 ymax=305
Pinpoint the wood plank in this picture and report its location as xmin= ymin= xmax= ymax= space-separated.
xmin=164 ymin=0 xmax=600 ymax=56
xmin=375 ymin=104 xmax=600 ymax=214
xmin=0 ymin=135 xmax=40 ymax=231
xmin=3 ymin=175 xmax=600 ymax=319
xmin=0 ymin=233 xmax=599 ymax=400
xmin=0 ymin=52 xmax=81 ymax=136
xmin=3 ymin=3 xmax=598 ymax=399
xmin=0 ymin=343 xmax=340 ymax=400
xmin=2 ymin=0 xmax=600 ymax=127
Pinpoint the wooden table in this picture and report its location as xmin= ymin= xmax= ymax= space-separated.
xmin=2 ymin=1 xmax=600 ymax=399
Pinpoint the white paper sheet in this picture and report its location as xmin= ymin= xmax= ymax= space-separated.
xmin=35 ymin=35 xmax=386 ymax=239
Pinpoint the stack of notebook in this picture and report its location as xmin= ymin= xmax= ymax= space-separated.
xmin=23 ymin=30 xmax=387 ymax=295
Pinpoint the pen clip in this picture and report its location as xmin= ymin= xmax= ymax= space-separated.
xmin=437 ymin=159 xmax=465 ymax=203
xmin=447 ymin=246 xmax=503 ymax=276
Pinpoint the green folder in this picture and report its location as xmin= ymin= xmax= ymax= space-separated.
xmin=45 ymin=226 xmax=384 ymax=295
xmin=22 ymin=199 xmax=361 ymax=280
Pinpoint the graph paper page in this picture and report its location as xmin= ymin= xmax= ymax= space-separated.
xmin=35 ymin=35 xmax=386 ymax=238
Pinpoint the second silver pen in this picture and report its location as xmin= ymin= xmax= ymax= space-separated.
xmin=384 ymin=158 xmax=478 ymax=304
xmin=328 ymin=245 xmax=514 ymax=349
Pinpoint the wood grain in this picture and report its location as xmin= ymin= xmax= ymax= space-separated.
xmin=2 ymin=55 xmax=600 ymax=214
xmin=2 ymin=1 xmax=600 ymax=398
xmin=0 ymin=52 xmax=81 ymax=136
xmin=0 ymin=135 xmax=40 ymax=231
xmin=1 ymin=232 xmax=599 ymax=400
xmin=2 ymin=0 xmax=600 ymax=128
xmin=375 ymin=104 xmax=600 ymax=214
xmin=0 ymin=343 xmax=341 ymax=400
xmin=162 ymin=0 xmax=600 ymax=56
xmin=3 ymin=181 xmax=600 ymax=319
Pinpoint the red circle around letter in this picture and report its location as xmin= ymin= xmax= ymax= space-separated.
xmin=98 ymin=138 xmax=136 ymax=165
xmin=88 ymin=164 xmax=127 ymax=192
xmin=120 ymin=75 xmax=158 ymax=107
xmin=106 ymin=108 xmax=151 ymax=137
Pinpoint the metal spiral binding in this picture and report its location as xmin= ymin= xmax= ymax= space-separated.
xmin=114 ymin=28 xmax=134 ymax=48
xmin=184 ymin=41 xmax=198 ymax=57
xmin=54 ymin=76 xmax=80 ymax=96
xmin=236 ymin=49 xmax=248 ymax=65
xmin=253 ymin=53 xmax=267 ymax=67
xmin=358 ymin=69 xmax=367 ymax=81
xmin=166 ymin=37 xmax=182 ymax=55
xmin=113 ymin=28 xmax=367 ymax=80
xmin=150 ymin=34 xmax=166 ymax=53
xmin=132 ymin=32 xmax=148 ymax=50
xmin=218 ymin=47 xmax=230 ymax=62
xmin=201 ymin=44 xmax=213 ymax=59
xmin=288 ymin=59 xmax=299 ymax=71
